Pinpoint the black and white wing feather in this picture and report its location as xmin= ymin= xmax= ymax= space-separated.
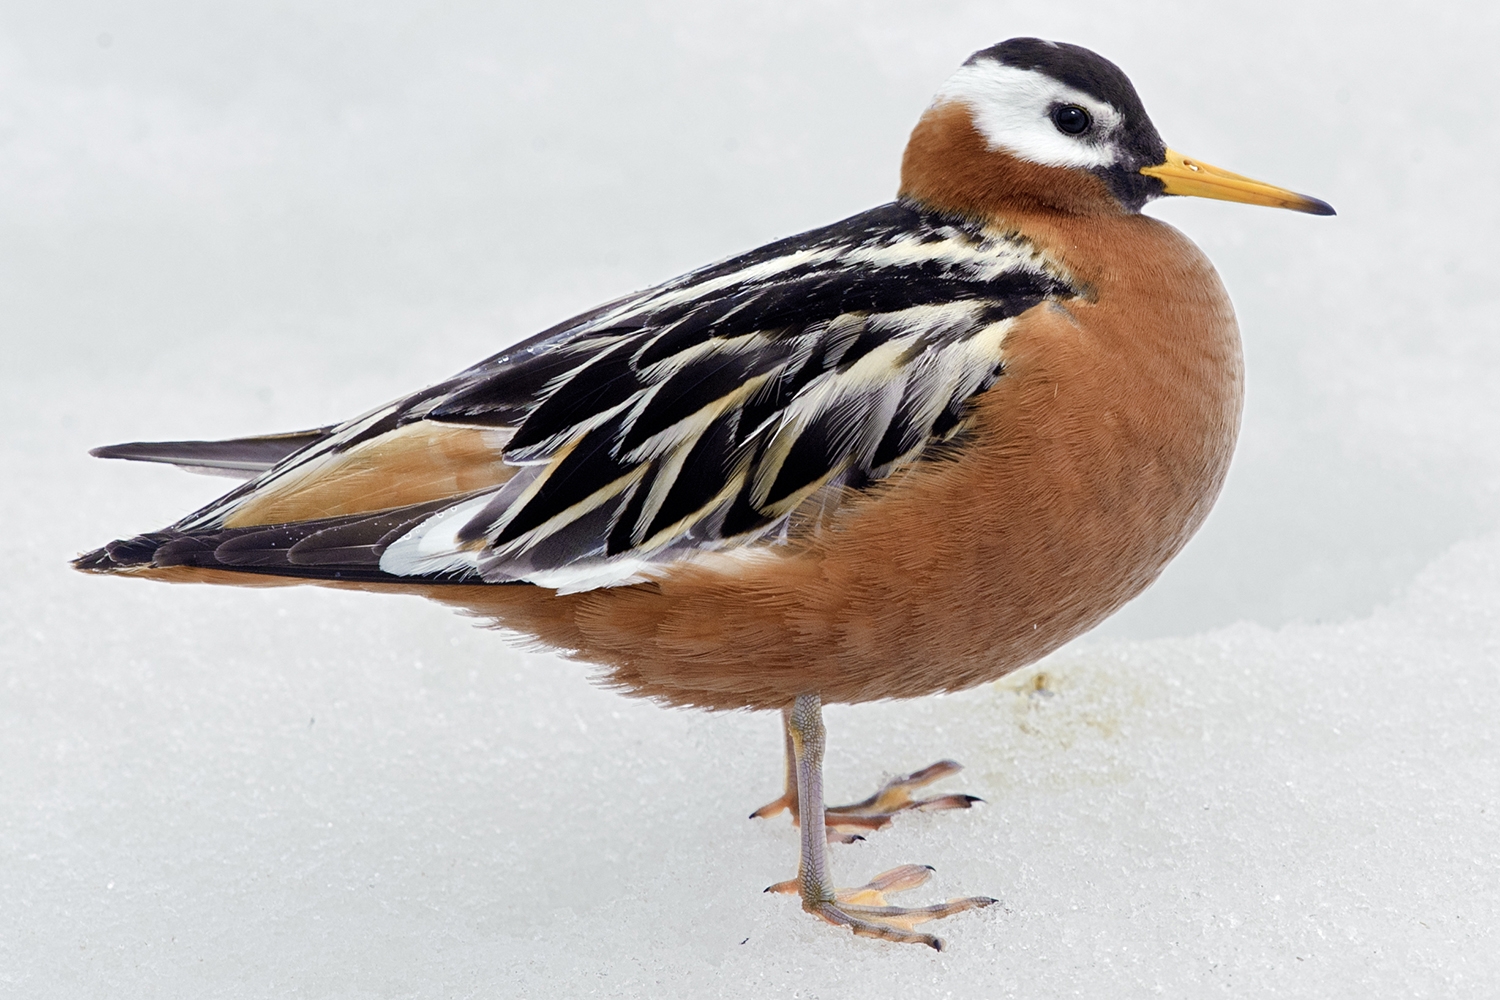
xmin=91 ymin=200 xmax=1078 ymax=592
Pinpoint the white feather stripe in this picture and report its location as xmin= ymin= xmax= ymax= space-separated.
xmin=963 ymin=316 xmax=1013 ymax=360
xmin=517 ymin=556 xmax=657 ymax=594
xmin=627 ymin=431 xmax=702 ymax=544
xmin=865 ymin=300 xmax=989 ymax=340
xmin=629 ymin=327 xmax=773 ymax=380
xmin=641 ymin=226 xmax=1049 ymax=301
xmin=567 ymin=225 xmax=1060 ymax=344
xmin=620 ymin=370 xmax=776 ymax=465
xmin=894 ymin=350 xmax=969 ymax=432
xmin=747 ymin=337 xmax=917 ymax=508
xmin=593 ymin=247 xmax=845 ymax=320
xmin=804 ymin=313 xmax=864 ymax=369
xmin=474 ymin=434 xmax=584 ymax=537
xmin=750 ymin=315 xmax=1014 ymax=506
xmin=838 ymin=235 xmax=1060 ymax=283
xmin=632 ymin=465 xmax=751 ymax=554
xmin=890 ymin=320 xmax=1012 ymax=438
xmin=501 ymin=391 xmax=642 ymax=466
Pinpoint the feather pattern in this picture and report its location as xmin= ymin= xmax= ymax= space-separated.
xmin=116 ymin=199 xmax=1078 ymax=592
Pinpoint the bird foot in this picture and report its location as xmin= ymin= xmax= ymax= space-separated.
xmin=766 ymin=864 xmax=996 ymax=950
xmin=751 ymin=760 xmax=981 ymax=843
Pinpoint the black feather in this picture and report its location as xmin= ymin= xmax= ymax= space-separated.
xmin=512 ymin=487 xmax=632 ymax=572
xmin=718 ymin=481 xmax=775 ymax=540
xmin=287 ymin=500 xmax=457 ymax=566
xmin=505 ymin=340 xmax=643 ymax=456
xmin=763 ymin=419 xmax=847 ymax=508
xmin=426 ymin=348 xmax=593 ymax=427
xmin=492 ymin=414 xmax=635 ymax=547
xmin=606 ymin=463 xmax=657 ymax=555
xmin=870 ymin=397 xmax=930 ymax=472
xmin=618 ymin=345 xmax=791 ymax=455
xmin=634 ymin=296 xmax=757 ymax=367
xmin=75 ymin=498 xmax=492 ymax=583
xmin=640 ymin=411 xmax=742 ymax=542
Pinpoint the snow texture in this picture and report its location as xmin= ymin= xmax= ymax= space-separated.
xmin=3 ymin=2 xmax=1498 ymax=996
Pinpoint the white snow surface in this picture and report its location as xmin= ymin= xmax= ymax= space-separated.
xmin=4 ymin=2 xmax=1499 ymax=996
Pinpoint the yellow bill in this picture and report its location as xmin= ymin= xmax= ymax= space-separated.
xmin=1141 ymin=148 xmax=1334 ymax=215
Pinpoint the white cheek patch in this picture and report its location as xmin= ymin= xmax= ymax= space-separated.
xmin=932 ymin=61 xmax=1124 ymax=170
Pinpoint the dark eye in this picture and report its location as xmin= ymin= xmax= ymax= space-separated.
xmin=1051 ymin=105 xmax=1091 ymax=135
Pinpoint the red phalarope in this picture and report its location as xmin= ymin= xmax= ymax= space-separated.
xmin=78 ymin=38 xmax=1332 ymax=948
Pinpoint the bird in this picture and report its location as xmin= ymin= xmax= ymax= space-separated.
xmin=76 ymin=37 xmax=1333 ymax=950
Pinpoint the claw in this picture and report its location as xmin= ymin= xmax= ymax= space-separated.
xmin=749 ymin=794 xmax=792 ymax=821
xmin=794 ymin=865 xmax=996 ymax=949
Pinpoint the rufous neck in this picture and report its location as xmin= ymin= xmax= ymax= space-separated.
xmin=898 ymin=101 xmax=1129 ymax=221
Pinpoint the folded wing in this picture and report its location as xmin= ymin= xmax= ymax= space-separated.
xmin=81 ymin=200 xmax=1078 ymax=592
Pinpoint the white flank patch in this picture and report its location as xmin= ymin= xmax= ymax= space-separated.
xmin=378 ymin=493 xmax=494 ymax=577
xmin=517 ymin=557 xmax=657 ymax=594
xmin=933 ymin=61 xmax=1124 ymax=169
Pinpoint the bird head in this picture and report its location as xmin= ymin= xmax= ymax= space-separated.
xmin=901 ymin=38 xmax=1334 ymax=218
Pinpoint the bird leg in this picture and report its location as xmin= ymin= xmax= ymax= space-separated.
xmin=762 ymin=694 xmax=995 ymax=949
xmin=750 ymin=705 xmax=981 ymax=843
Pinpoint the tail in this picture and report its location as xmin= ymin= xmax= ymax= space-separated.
xmin=90 ymin=427 xmax=336 ymax=478
xmin=76 ymin=422 xmax=431 ymax=583
xmin=76 ymin=418 xmax=520 ymax=588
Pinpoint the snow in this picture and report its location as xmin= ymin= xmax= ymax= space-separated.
xmin=3 ymin=2 xmax=1498 ymax=996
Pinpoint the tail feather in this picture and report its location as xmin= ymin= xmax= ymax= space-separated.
xmin=72 ymin=496 xmax=483 ymax=584
xmin=90 ymin=427 xmax=336 ymax=478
